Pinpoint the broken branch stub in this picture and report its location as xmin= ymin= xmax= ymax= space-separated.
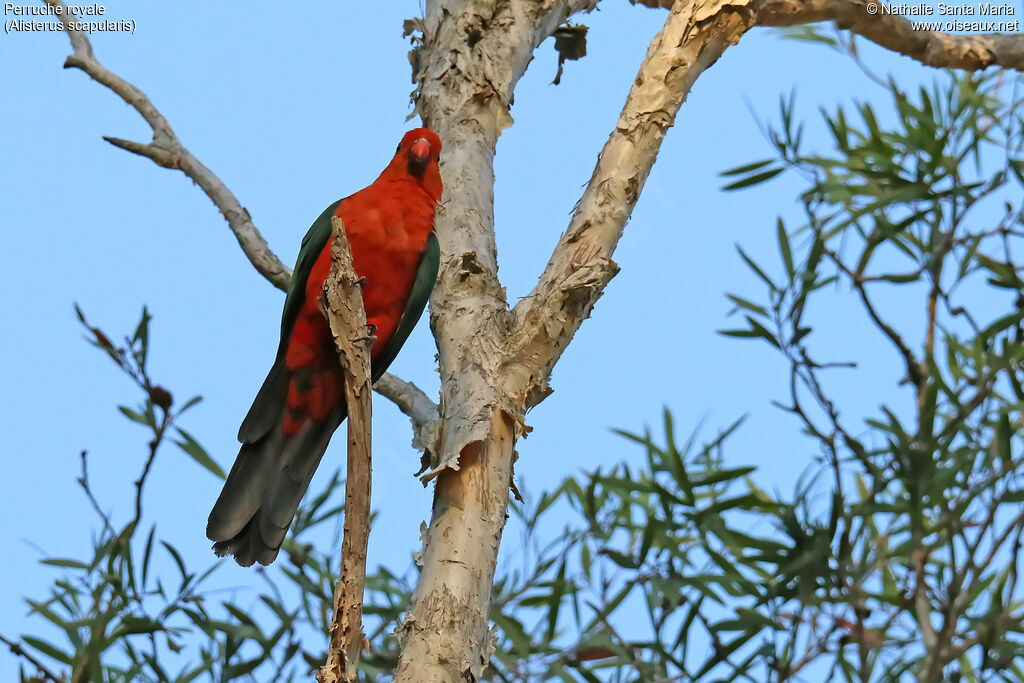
xmin=318 ymin=216 xmax=373 ymax=683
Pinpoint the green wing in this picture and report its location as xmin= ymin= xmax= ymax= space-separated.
xmin=238 ymin=200 xmax=341 ymax=442
xmin=370 ymin=231 xmax=440 ymax=382
xmin=280 ymin=199 xmax=343 ymax=340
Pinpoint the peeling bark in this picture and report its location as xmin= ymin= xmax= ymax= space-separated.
xmin=394 ymin=411 xmax=516 ymax=682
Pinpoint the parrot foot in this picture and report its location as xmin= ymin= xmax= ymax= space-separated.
xmin=354 ymin=324 xmax=377 ymax=347
xmin=355 ymin=276 xmax=368 ymax=287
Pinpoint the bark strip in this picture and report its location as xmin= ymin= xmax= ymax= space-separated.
xmin=318 ymin=216 xmax=373 ymax=683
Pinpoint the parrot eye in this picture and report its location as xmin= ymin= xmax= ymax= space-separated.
xmin=396 ymin=143 xmax=402 ymax=154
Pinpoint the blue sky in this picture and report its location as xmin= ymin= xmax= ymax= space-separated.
xmin=1 ymin=0 xmax=960 ymax=677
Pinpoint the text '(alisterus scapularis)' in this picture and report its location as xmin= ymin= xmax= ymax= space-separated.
xmin=206 ymin=129 xmax=443 ymax=567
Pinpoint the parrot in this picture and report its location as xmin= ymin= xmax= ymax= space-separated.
xmin=206 ymin=128 xmax=443 ymax=567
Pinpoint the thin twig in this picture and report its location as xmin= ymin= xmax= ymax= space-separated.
xmin=0 ymin=633 xmax=65 ymax=683
xmin=825 ymin=249 xmax=925 ymax=390
xmin=131 ymin=409 xmax=170 ymax=535
xmin=77 ymin=451 xmax=113 ymax=534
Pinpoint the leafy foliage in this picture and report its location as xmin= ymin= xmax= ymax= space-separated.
xmin=714 ymin=64 xmax=1024 ymax=681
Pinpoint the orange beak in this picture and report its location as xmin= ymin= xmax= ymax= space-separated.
xmin=411 ymin=138 xmax=430 ymax=160
xmin=408 ymin=137 xmax=431 ymax=176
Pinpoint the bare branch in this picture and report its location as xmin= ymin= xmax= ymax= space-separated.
xmin=508 ymin=0 xmax=752 ymax=407
xmin=517 ymin=0 xmax=1021 ymax=400
xmin=375 ymin=373 xmax=442 ymax=461
xmin=43 ymin=0 xmax=291 ymax=290
xmin=631 ymin=0 xmax=1024 ymax=71
xmin=374 ymin=373 xmax=438 ymax=426
xmin=318 ymin=216 xmax=373 ymax=683
xmin=757 ymin=0 xmax=1024 ymax=71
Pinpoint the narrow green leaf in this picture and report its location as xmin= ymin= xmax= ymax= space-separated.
xmin=996 ymin=411 xmax=1012 ymax=466
xmin=177 ymin=395 xmax=204 ymax=415
xmin=720 ymin=159 xmax=775 ymax=177
xmin=878 ymin=271 xmax=920 ymax=284
xmin=39 ymin=558 xmax=89 ymax=570
xmin=777 ymin=218 xmax=794 ymax=278
xmin=174 ymin=428 xmax=226 ymax=479
xmin=118 ymin=405 xmax=151 ymax=427
xmin=722 ymin=167 xmax=784 ymax=191
xmin=161 ymin=541 xmax=188 ymax=580
xmin=718 ymin=328 xmax=763 ymax=339
xmin=736 ymin=246 xmax=777 ymax=291
xmin=21 ymin=636 xmax=73 ymax=665
xmin=725 ymin=294 xmax=769 ymax=317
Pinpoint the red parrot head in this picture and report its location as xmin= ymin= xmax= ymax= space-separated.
xmin=384 ymin=128 xmax=443 ymax=201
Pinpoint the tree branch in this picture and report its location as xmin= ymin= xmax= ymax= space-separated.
xmin=317 ymin=216 xmax=374 ymax=683
xmin=42 ymin=0 xmax=291 ymax=290
xmin=508 ymin=0 xmax=751 ymax=407
xmin=374 ymin=373 xmax=438 ymax=426
xmin=630 ymin=0 xmax=1024 ymax=71
xmin=514 ymin=0 xmax=1022 ymax=402
xmin=757 ymin=0 xmax=1024 ymax=71
xmin=374 ymin=373 xmax=442 ymax=462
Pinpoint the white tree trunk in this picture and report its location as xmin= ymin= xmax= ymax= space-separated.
xmin=394 ymin=0 xmax=749 ymax=678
